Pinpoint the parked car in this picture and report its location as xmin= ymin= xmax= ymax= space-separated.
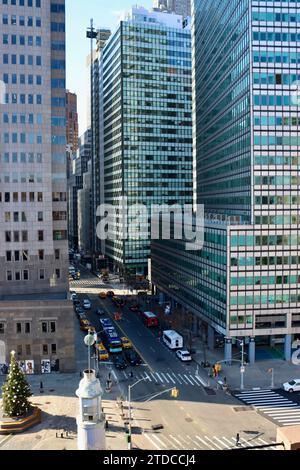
xmin=95 ymin=308 xmax=105 ymax=316
xmin=73 ymin=298 xmax=81 ymax=306
xmin=99 ymin=292 xmax=107 ymax=299
xmin=124 ymin=349 xmax=142 ymax=366
xmin=283 ymin=379 xmax=300 ymax=393
xmin=121 ymin=337 xmax=132 ymax=349
xmin=83 ymin=299 xmax=91 ymax=310
xmin=176 ymin=350 xmax=192 ymax=363
xmin=113 ymin=355 xmax=127 ymax=370
xmin=107 ymin=291 xmax=115 ymax=298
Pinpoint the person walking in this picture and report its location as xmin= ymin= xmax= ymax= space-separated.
xmin=236 ymin=433 xmax=241 ymax=447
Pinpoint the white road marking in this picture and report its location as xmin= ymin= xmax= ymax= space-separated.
xmin=155 ymin=373 xmax=164 ymax=383
xmin=204 ymin=436 xmax=223 ymax=450
xmin=173 ymin=373 xmax=183 ymax=384
xmin=150 ymin=433 xmax=168 ymax=449
xmin=178 ymin=374 xmax=189 ymax=385
xmin=144 ymin=433 xmax=161 ymax=450
xmin=166 ymin=373 xmax=176 ymax=384
xmin=214 ymin=436 xmax=231 ymax=449
xmin=169 ymin=435 xmax=186 ymax=449
xmin=195 ymin=436 xmax=214 ymax=450
xmin=183 ymin=374 xmax=195 ymax=386
xmin=160 ymin=372 xmax=170 ymax=384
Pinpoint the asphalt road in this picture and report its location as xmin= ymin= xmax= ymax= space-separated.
xmin=70 ymin=268 xmax=278 ymax=450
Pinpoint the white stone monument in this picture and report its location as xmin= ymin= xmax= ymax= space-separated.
xmin=76 ymin=369 xmax=106 ymax=450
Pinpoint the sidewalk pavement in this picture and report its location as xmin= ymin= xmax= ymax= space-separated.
xmin=192 ymin=337 xmax=300 ymax=391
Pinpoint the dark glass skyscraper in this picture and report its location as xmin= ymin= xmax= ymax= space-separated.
xmin=100 ymin=7 xmax=193 ymax=276
xmin=152 ymin=0 xmax=300 ymax=363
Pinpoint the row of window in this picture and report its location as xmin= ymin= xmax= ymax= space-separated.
xmin=231 ymin=292 xmax=300 ymax=307
xmin=252 ymin=11 xmax=300 ymax=23
xmin=231 ymin=274 xmax=300 ymax=287
xmin=254 ymin=134 xmax=300 ymax=146
xmin=254 ymin=214 xmax=300 ymax=224
xmin=6 ymin=249 xmax=61 ymax=262
xmin=2 ymin=14 xmax=42 ymax=27
xmin=231 ymin=233 xmax=300 ymax=247
xmin=0 ymin=192 xmax=66 ymax=203
xmin=3 ymin=54 xmax=42 ymax=65
xmin=254 ymin=154 xmax=300 ymax=165
xmin=254 ymin=116 xmax=300 ymax=126
xmin=231 ymin=255 xmax=300 ymax=267
xmin=253 ymin=94 xmax=296 ymax=106
xmin=2 ymin=0 xmax=41 ymax=7
xmin=253 ymin=72 xmax=300 ymax=85
xmin=0 ymin=192 xmax=43 ymax=202
xmin=254 ymin=175 xmax=300 ymax=185
xmin=253 ymin=51 xmax=300 ymax=65
xmin=255 ymin=195 xmax=300 ymax=205
xmin=253 ymin=31 xmax=300 ymax=43
xmin=0 ymin=152 xmax=42 ymax=163
xmin=3 ymin=93 xmax=43 ymax=105
xmin=6 ymin=268 xmax=61 ymax=281
xmin=2 ymin=133 xmax=43 ymax=144
xmin=4 ymin=231 xmax=67 ymax=243
xmin=2 ymin=73 xmax=42 ymax=85
xmin=3 ymin=34 xmax=42 ymax=46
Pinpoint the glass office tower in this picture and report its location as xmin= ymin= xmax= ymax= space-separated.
xmin=152 ymin=0 xmax=300 ymax=362
xmin=100 ymin=7 xmax=193 ymax=276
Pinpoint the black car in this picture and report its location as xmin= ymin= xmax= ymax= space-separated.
xmin=73 ymin=298 xmax=80 ymax=306
xmin=95 ymin=308 xmax=105 ymax=316
xmin=113 ymin=355 xmax=127 ymax=370
xmin=124 ymin=349 xmax=142 ymax=366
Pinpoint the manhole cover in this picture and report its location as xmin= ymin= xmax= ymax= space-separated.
xmin=185 ymin=417 xmax=193 ymax=423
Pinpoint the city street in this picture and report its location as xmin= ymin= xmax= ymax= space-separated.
xmin=70 ymin=268 xmax=279 ymax=450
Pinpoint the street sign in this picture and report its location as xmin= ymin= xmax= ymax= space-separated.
xmin=240 ymin=366 xmax=245 ymax=373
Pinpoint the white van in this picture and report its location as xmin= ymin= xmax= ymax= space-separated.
xmin=163 ymin=330 xmax=183 ymax=350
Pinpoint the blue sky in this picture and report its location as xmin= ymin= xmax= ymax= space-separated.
xmin=66 ymin=0 xmax=152 ymax=134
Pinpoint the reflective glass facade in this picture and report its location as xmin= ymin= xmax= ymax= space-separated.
xmin=101 ymin=8 xmax=193 ymax=275
xmin=152 ymin=0 xmax=300 ymax=352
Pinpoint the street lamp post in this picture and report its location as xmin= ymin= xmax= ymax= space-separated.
xmin=236 ymin=339 xmax=245 ymax=391
xmin=127 ymin=378 xmax=146 ymax=450
xmin=84 ymin=330 xmax=96 ymax=371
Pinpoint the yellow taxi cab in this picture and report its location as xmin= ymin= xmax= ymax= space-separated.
xmin=80 ymin=319 xmax=89 ymax=331
xmin=99 ymin=292 xmax=107 ymax=299
xmin=95 ymin=342 xmax=109 ymax=361
xmin=121 ymin=337 xmax=132 ymax=349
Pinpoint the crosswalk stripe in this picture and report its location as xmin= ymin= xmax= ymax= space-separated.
xmin=150 ymin=373 xmax=158 ymax=383
xmin=155 ymin=373 xmax=164 ymax=383
xmin=205 ymin=436 xmax=223 ymax=450
xmin=184 ymin=374 xmax=195 ymax=386
xmin=150 ymin=434 xmax=168 ymax=449
xmin=160 ymin=373 xmax=170 ymax=384
xmin=173 ymin=373 xmax=183 ymax=384
xmin=193 ymin=374 xmax=208 ymax=387
xmin=166 ymin=373 xmax=176 ymax=384
xmin=143 ymin=372 xmax=152 ymax=382
xmin=144 ymin=433 xmax=161 ymax=450
xmin=188 ymin=375 xmax=202 ymax=386
xmin=214 ymin=436 xmax=231 ymax=449
xmin=178 ymin=373 xmax=189 ymax=385
xmin=195 ymin=436 xmax=215 ymax=450
xmin=186 ymin=435 xmax=203 ymax=450
xmin=123 ymin=371 xmax=128 ymax=379
xmin=236 ymin=389 xmax=300 ymax=427
xmin=169 ymin=435 xmax=185 ymax=449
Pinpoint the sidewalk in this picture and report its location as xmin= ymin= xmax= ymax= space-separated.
xmin=192 ymin=337 xmax=300 ymax=391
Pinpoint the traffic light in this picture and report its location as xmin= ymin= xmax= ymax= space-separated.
xmin=171 ymin=388 xmax=179 ymax=398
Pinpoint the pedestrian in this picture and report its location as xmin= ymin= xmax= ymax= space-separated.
xmin=108 ymin=372 xmax=111 ymax=381
xmin=224 ymin=376 xmax=227 ymax=385
xmin=236 ymin=433 xmax=241 ymax=447
xmin=130 ymin=371 xmax=134 ymax=379
xmin=105 ymin=420 xmax=109 ymax=431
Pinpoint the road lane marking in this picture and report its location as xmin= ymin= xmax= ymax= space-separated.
xmin=144 ymin=433 xmax=161 ymax=450
xmin=169 ymin=435 xmax=186 ymax=449
xmin=178 ymin=374 xmax=189 ymax=385
xmin=160 ymin=372 xmax=169 ymax=383
xmin=214 ymin=436 xmax=231 ymax=449
xmin=151 ymin=373 xmax=159 ymax=383
xmin=155 ymin=373 xmax=164 ymax=383
xmin=183 ymin=374 xmax=195 ymax=386
xmin=195 ymin=436 xmax=214 ymax=450
xmin=150 ymin=434 xmax=168 ymax=449
xmin=166 ymin=373 xmax=175 ymax=384
xmin=143 ymin=372 xmax=152 ymax=382
xmin=204 ymin=436 xmax=223 ymax=450
xmin=172 ymin=373 xmax=183 ymax=384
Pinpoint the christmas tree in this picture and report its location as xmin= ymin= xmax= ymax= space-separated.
xmin=1 ymin=351 xmax=32 ymax=418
